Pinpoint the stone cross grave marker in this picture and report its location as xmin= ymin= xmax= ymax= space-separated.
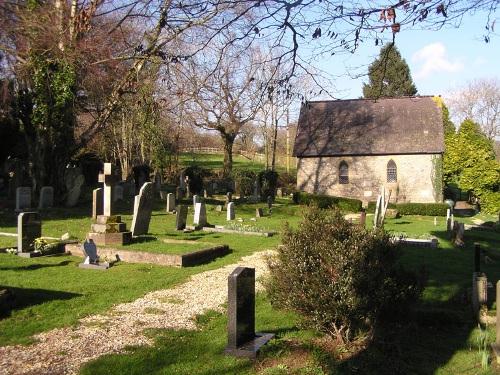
xmin=176 ymin=205 xmax=188 ymax=230
xmin=17 ymin=212 xmax=41 ymax=257
xmin=224 ymin=267 xmax=274 ymax=358
xmin=130 ymin=182 xmax=154 ymax=236
xmin=98 ymin=163 xmax=118 ymax=216
xmin=166 ymin=193 xmax=176 ymax=213
xmin=92 ymin=188 xmax=103 ymax=220
xmin=16 ymin=187 xmax=31 ymax=211
xmin=193 ymin=202 xmax=207 ymax=228
xmin=227 ymin=202 xmax=235 ymax=221
xmin=38 ymin=186 xmax=54 ymax=209
xmin=78 ymin=239 xmax=109 ymax=270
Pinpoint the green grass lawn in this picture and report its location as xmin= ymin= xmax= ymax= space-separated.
xmin=1 ymin=198 xmax=499 ymax=374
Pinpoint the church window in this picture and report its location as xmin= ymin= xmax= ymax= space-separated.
xmin=339 ymin=161 xmax=349 ymax=184
xmin=387 ymin=160 xmax=397 ymax=182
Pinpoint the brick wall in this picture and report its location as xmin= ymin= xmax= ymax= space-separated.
xmin=297 ymin=154 xmax=443 ymax=203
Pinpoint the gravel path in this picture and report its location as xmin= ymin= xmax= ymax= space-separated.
xmin=0 ymin=251 xmax=273 ymax=375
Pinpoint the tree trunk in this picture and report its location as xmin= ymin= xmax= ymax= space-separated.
xmin=271 ymin=117 xmax=278 ymax=171
xmin=222 ymin=134 xmax=235 ymax=177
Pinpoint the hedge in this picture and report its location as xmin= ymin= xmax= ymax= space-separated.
xmin=367 ymin=201 xmax=448 ymax=216
xmin=293 ymin=192 xmax=362 ymax=212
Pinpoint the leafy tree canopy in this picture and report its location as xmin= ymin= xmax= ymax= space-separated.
xmin=363 ymin=43 xmax=417 ymax=99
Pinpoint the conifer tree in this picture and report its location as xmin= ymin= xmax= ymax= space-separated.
xmin=363 ymin=43 xmax=417 ymax=99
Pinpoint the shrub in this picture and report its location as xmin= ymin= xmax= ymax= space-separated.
xmin=277 ymin=172 xmax=297 ymax=194
xmin=478 ymin=191 xmax=500 ymax=215
xmin=367 ymin=202 xmax=448 ymax=216
xmin=232 ymin=170 xmax=257 ymax=196
xmin=259 ymin=170 xmax=279 ymax=199
xmin=293 ymin=191 xmax=362 ymax=212
xmin=265 ymin=206 xmax=421 ymax=344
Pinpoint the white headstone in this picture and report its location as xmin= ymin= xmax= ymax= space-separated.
xmin=38 ymin=186 xmax=54 ymax=209
xmin=193 ymin=202 xmax=207 ymax=227
xmin=16 ymin=187 xmax=31 ymax=211
xmin=227 ymin=202 xmax=235 ymax=221
xmin=166 ymin=193 xmax=175 ymax=213
xmin=98 ymin=163 xmax=117 ymax=216
xmin=193 ymin=195 xmax=201 ymax=206
xmin=130 ymin=182 xmax=154 ymax=236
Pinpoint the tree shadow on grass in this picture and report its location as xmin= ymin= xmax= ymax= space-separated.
xmin=0 ymin=286 xmax=81 ymax=318
xmin=130 ymin=236 xmax=157 ymax=244
xmin=0 ymin=259 xmax=72 ymax=271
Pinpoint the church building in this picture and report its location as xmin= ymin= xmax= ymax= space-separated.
xmin=293 ymin=96 xmax=444 ymax=203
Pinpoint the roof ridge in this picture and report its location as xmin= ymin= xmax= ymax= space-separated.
xmin=306 ymin=95 xmax=437 ymax=104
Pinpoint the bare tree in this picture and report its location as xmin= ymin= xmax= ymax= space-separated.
xmin=447 ymin=78 xmax=500 ymax=140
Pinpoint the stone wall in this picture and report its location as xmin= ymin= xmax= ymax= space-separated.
xmin=296 ymin=154 xmax=443 ymax=203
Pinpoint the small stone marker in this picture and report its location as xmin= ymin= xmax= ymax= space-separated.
xmin=38 ymin=186 xmax=54 ymax=209
xmin=176 ymin=205 xmax=188 ymax=230
xmin=193 ymin=202 xmax=207 ymax=228
xmin=256 ymin=208 xmax=264 ymax=218
xmin=92 ymin=188 xmax=103 ymax=220
xmin=359 ymin=210 xmax=367 ymax=228
xmin=113 ymin=185 xmax=124 ymax=202
xmin=78 ymin=239 xmax=109 ymax=270
xmin=215 ymin=205 xmax=223 ymax=212
xmin=227 ymin=202 xmax=235 ymax=221
xmin=17 ymin=212 xmax=41 ymax=257
xmin=65 ymin=174 xmax=85 ymax=207
xmin=276 ymin=188 xmax=283 ymax=198
xmin=491 ymin=281 xmax=500 ymax=363
xmin=16 ymin=187 xmax=31 ymax=211
xmin=224 ymin=267 xmax=274 ymax=358
xmin=130 ymin=182 xmax=154 ymax=236
xmin=166 ymin=193 xmax=176 ymax=213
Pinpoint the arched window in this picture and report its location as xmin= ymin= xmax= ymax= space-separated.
xmin=339 ymin=161 xmax=349 ymax=184
xmin=387 ymin=160 xmax=397 ymax=182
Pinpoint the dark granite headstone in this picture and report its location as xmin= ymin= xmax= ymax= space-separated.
xmin=79 ymin=239 xmax=109 ymax=270
xmin=176 ymin=205 xmax=188 ymax=230
xmin=17 ymin=212 xmax=41 ymax=257
xmin=224 ymin=267 xmax=274 ymax=358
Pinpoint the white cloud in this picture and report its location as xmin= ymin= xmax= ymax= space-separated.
xmin=412 ymin=42 xmax=464 ymax=79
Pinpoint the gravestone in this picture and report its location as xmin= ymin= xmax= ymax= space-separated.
xmin=204 ymin=189 xmax=209 ymax=199
xmin=16 ymin=187 xmax=32 ymax=211
xmin=227 ymin=202 xmax=235 ymax=221
xmin=453 ymin=222 xmax=465 ymax=247
xmin=92 ymin=188 xmax=103 ymax=220
xmin=276 ymin=188 xmax=283 ymax=198
xmin=65 ymin=174 xmax=85 ymax=207
xmin=78 ymin=239 xmax=109 ymax=270
xmin=130 ymin=182 xmax=154 ymax=236
xmin=359 ymin=210 xmax=367 ymax=228
xmin=446 ymin=209 xmax=451 ymax=232
xmin=373 ymin=195 xmax=382 ymax=229
xmin=113 ymin=185 xmax=124 ymax=202
xmin=88 ymin=163 xmax=131 ymax=245
xmin=38 ymin=186 xmax=54 ymax=209
xmin=215 ymin=205 xmax=223 ymax=212
xmin=256 ymin=208 xmax=264 ymax=218
xmin=166 ymin=193 xmax=176 ymax=213
xmin=193 ymin=194 xmax=201 ymax=206
xmin=17 ymin=212 xmax=41 ymax=257
xmin=472 ymin=272 xmax=487 ymax=319
xmin=224 ymin=267 xmax=274 ymax=358
xmin=176 ymin=205 xmax=188 ymax=230
xmin=193 ymin=202 xmax=207 ymax=228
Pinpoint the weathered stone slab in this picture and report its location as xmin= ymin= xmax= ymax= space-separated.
xmin=227 ymin=202 xmax=235 ymax=221
xmin=17 ymin=212 xmax=41 ymax=255
xmin=92 ymin=188 xmax=103 ymax=220
xmin=87 ymin=231 xmax=132 ymax=246
xmin=166 ymin=193 xmax=175 ymax=213
xmin=130 ymin=182 xmax=154 ymax=236
xmin=38 ymin=186 xmax=54 ymax=209
xmin=194 ymin=202 xmax=207 ymax=228
xmin=176 ymin=205 xmax=188 ymax=230
xmin=16 ymin=187 xmax=31 ymax=211
xmin=224 ymin=267 xmax=273 ymax=358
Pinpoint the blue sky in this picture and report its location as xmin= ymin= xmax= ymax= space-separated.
xmin=310 ymin=12 xmax=499 ymax=100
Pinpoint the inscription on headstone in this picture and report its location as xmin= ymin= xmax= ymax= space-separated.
xmin=224 ymin=267 xmax=274 ymax=358
xmin=130 ymin=182 xmax=154 ymax=236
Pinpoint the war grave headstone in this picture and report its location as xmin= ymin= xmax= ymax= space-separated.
xmin=16 ymin=187 xmax=32 ymax=211
xmin=224 ymin=267 xmax=274 ymax=358
xmin=256 ymin=208 xmax=264 ymax=218
xmin=92 ymin=188 xmax=103 ymax=220
xmin=17 ymin=212 xmax=41 ymax=258
xmin=38 ymin=186 xmax=54 ymax=209
xmin=78 ymin=239 xmax=110 ymax=270
xmin=166 ymin=193 xmax=176 ymax=213
xmin=193 ymin=202 xmax=207 ymax=228
xmin=227 ymin=202 xmax=235 ymax=221
xmin=131 ymin=182 xmax=154 ymax=236
xmin=176 ymin=205 xmax=188 ymax=230
xmin=88 ymin=163 xmax=132 ymax=246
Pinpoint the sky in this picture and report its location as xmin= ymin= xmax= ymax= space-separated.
xmin=309 ymin=11 xmax=499 ymax=101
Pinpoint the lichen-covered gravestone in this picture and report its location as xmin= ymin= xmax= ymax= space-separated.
xmin=193 ymin=202 xmax=207 ymax=228
xmin=78 ymin=239 xmax=109 ymax=270
xmin=16 ymin=187 xmax=31 ymax=211
xmin=176 ymin=205 xmax=188 ymax=230
xmin=17 ymin=212 xmax=41 ymax=258
xmin=38 ymin=186 xmax=54 ymax=209
xmin=131 ymin=182 xmax=154 ymax=236
xmin=224 ymin=267 xmax=274 ymax=358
